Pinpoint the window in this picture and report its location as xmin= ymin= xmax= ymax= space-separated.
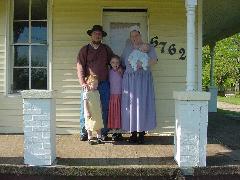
xmin=11 ymin=0 xmax=48 ymax=93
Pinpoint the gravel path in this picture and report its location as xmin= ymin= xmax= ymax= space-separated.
xmin=217 ymin=101 xmax=240 ymax=112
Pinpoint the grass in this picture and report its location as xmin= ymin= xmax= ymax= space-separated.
xmin=217 ymin=95 xmax=240 ymax=105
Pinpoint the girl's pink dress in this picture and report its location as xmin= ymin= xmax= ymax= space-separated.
xmin=108 ymin=69 xmax=122 ymax=129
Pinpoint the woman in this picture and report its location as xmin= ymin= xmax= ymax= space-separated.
xmin=121 ymin=27 xmax=158 ymax=144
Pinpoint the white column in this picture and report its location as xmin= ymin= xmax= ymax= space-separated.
xmin=197 ymin=0 xmax=203 ymax=91
xmin=21 ymin=90 xmax=56 ymax=166
xmin=173 ymin=0 xmax=211 ymax=170
xmin=174 ymin=92 xmax=210 ymax=168
xmin=185 ymin=0 xmax=197 ymax=91
xmin=208 ymin=42 xmax=218 ymax=112
xmin=209 ymin=42 xmax=216 ymax=86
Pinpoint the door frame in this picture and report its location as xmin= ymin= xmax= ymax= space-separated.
xmin=102 ymin=10 xmax=149 ymax=55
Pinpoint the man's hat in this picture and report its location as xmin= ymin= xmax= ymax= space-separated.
xmin=87 ymin=25 xmax=107 ymax=37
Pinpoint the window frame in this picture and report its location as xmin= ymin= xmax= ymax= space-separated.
xmin=6 ymin=0 xmax=52 ymax=95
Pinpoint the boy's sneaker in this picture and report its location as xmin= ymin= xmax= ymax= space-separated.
xmin=96 ymin=138 xmax=103 ymax=144
xmin=88 ymin=139 xmax=95 ymax=145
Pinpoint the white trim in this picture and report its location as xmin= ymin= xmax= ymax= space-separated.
xmin=173 ymin=91 xmax=210 ymax=101
xmin=21 ymin=89 xmax=55 ymax=99
xmin=101 ymin=7 xmax=149 ymax=40
xmin=29 ymin=0 xmax=32 ymax=89
xmin=197 ymin=0 xmax=203 ymax=91
xmin=185 ymin=0 xmax=197 ymax=7
xmin=48 ymin=0 xmax=53 ymax=90
xmin=4 ymin=0 xmax=11 ymax=95
xmin=102 ymin=11 xmax=148 ymax=55
xmin=6 ymin=0 xmax=52 ymax=95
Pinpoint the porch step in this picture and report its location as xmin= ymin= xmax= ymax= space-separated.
xmin=0 ymin=164 xmax=240 ymax=179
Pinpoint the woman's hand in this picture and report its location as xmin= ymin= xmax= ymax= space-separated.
xmin=148 ymin=59 xmax=157 ymax=66
xmin=136 ymin=60 xmax=143 ymax=70
xmin=139 ymin=43 xmax=150 ymax=53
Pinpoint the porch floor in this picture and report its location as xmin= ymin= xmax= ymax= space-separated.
xmin=0 ymin=135 xmax=240 ymax=167
xmin=0 ymin=133 xmax=239 ymax=167
xmin=0 ymin=106 xmax=240 ymax=178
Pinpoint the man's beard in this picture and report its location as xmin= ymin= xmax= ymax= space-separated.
xmin=92 ymin=40 xmax=101 ymax=45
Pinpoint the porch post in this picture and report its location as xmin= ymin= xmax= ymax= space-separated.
xmin=21 ymin=90 xmax=56 ymax=166
xmin=209 ymin=42 xmax=216 ymax=86
xmin=208 ymin=42 xmax=218 ymax=112
xmin=173 ymin=0 xmax=211 ymax=170
xmin=186 ymin=0 xmax=197 ymax=91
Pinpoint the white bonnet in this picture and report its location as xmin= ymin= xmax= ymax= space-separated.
xmin=129 ymin=25 xmax=141 ymax=34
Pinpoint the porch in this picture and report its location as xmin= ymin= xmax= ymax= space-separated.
xmin=0 ymin=112 xmax=240 ymax=179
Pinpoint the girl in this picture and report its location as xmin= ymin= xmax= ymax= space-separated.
xmin=83 ymin=74 xmax=104 ymax=145
xmin=108 ymin=55 xmax=123 ymax=141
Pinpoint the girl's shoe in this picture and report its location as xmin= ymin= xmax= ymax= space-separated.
xmin=112 ymin=133 xmax=118 ymax=141
xmin=102 ymin=135 xmax=109 ymax=141
xmin=129 ymin=131 xmax=137 ymax=143
xmin=112 ymin=133 xmax=123 ymax=141
xmin=117 ymin=133 xmax=123 ymax=141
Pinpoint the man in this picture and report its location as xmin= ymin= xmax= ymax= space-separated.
xmin=76 ymin=25 xmax=113 ymax=141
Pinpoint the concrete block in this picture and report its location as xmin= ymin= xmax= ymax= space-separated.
xmin=42 ymin=121 xmax=50 ymax=126
xmin=24 ymin=151 xmax=53 ymax=166
xmin=24 ymin=109 xmax=42 ymax=115
xmin=180 ymin=155 xmax=199 ymax=167
xmin=42 ymin=143 xmax=51 ymax=149
xmin=24 ymin=126 xmax=33 ymax=133
xmin=32 ymin=126 xmax=50 ymax=132
xmin=33 ymin=115 xmax=50 ymax=121
xmin=24 ymin=115 xmax=33 ymax=121
xmin=180 ymin=145 xmax=199 ymax=155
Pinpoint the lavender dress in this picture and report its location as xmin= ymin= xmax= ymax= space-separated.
xmin=121 ymin=43 xmax=158 ymax=132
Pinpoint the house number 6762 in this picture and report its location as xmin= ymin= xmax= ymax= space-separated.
xmin=150 ymin=36 xmax=186 ymax=60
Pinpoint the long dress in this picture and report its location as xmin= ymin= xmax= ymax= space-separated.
xmin=108 ymin=69 xmax=122 ymax=129
xmin=121 ymin=43 xmax=158 ymax=132
xmin=83 ymin=90 xmax=104 ymax=131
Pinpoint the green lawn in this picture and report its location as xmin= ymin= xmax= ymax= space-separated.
xmin=217 ymin=95 xmax=240 ymax=105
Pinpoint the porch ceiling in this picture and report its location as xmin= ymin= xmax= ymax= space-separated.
xmin=203 ymin=0 xmax=240 ymax=45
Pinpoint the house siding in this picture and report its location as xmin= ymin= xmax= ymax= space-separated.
xmin=0 ymin=0 xmax=5 ymax=93
xmin=0 ymin=0 xmax=200 ymax=135
xmin=0 ymin=0 xmax=23 ymax=133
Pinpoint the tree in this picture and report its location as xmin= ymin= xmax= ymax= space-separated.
xmin=202 ymin=33 xmax=240 ymax=94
